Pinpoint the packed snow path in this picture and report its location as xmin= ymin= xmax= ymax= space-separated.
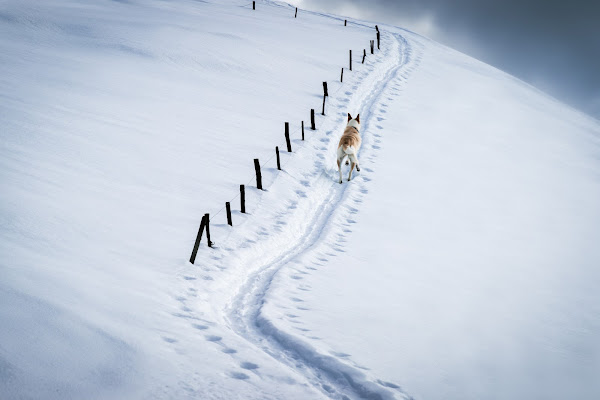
xmin=195 ymin=30 xmax=421 ymax=399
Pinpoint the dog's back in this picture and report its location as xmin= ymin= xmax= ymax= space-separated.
xmin=339 ymin=126 xmax=361 ymax=153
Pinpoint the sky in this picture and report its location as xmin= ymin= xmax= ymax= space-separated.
xmin=291 ymin=0 xmax=600 ymax=120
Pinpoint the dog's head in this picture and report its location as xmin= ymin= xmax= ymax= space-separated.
xmin=347 ymin=113 xmax=360 ymax=132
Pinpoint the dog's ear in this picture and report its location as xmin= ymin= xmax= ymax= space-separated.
xmin=347 ymin=113 xmax=352 ymax=121
xmin=356 ymin=114 xmax=360 ymax=123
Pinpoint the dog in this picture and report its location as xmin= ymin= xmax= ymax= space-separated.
xmin=336 ymin=113 xmax=361 ymax=183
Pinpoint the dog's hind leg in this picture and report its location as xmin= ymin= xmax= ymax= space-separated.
xmin=348 ymin=153 xmax=360 ymax=172
xmin=337 ymin=158 xmax=343 ymax=184
xmin=348 ymin=161 xmax=356 ymax=181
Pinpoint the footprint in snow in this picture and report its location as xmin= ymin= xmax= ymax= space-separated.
xmin=206 ymin=335 xmax=222 ymax=342
xmin=229 ymin=371 xmax=249 ymax=380
xmin=240 ymin=362 xmax=259 ymax=370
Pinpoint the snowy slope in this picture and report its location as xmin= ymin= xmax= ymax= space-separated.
xmin=262 ymin=29 xmax=600 ymax=400
xmin=2 ymin=0 xmax=600 ymax=399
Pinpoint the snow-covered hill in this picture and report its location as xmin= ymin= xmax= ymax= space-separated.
xmin=1 ymin=0 xmax=599 ymax=399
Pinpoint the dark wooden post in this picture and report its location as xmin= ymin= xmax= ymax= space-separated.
xmin=252 ymin=1 xmax=255 ymax=10
xmin=310 ymin=109 xmax=315 ymax=130
xmin=344 ymin=19 xmax=347 ymax=26
xmin=204 ymin=213 xmax=212 ymax=248
xmin=321 ymin=82 xmax=327 ymax=115
xmin=341 ymin=67 xmax=344 ymax=82
xmin=285 ymin=122 xmax=292 ymax=152
xmin=254 ymin=158 xmax=262 ymax=190
xmin=240 ymin=185 xmax=246 ymax=213
xmin=370 ymin=40 xmax=374 ymax=54
xmin=375 ymin=25 xmax=379 ymax=33
xmin=189 ymin=215 xmax=207 ymax=264
xmin=362 ymin=49 xmax=366 ymax=64
xmin=276 ymin=146 xmax=281 ymax=170
xmin=377 ymin=31 xmax=380 ymax=50
xmin=301 ymin=121 xmax=304 ymax=140
xmin=225 ymin=202 xmax=232 ymax=226
xmin=349 ymin=50 xmax=352 ymax=71
xmin=295 ymin=7 xmax=297 ymax=18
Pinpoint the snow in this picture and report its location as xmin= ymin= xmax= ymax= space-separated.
xmin=1 ymin=0 xmax=600 ymax=399
xmin=263 ymin=33 xmax=600 ymax=399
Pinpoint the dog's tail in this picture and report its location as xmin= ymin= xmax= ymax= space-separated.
xmin=343 ymin=144 xmax=356 ymax=155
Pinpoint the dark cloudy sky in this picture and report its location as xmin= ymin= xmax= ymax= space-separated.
xmin=292 ymin=0 xmax=600 ymax=120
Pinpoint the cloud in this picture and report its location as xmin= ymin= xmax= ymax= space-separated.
xmin=292 ymin=0 xmax=600 ymax=119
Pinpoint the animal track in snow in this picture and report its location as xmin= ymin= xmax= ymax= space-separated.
xmin=229 ymin=371 xmax=249 ymax=380
xmin=240 ymin=362 xmax=259 ymax=370
xmin=222 ymin=348 xmax=237 ymax=354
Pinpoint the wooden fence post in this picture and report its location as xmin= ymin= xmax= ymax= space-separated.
xmin=254 ymin=159 xmax=262 ymax=190
xmin=276 ymin=146 xmax=281 ymax=170
xmin=204 ymin=213 xmax=212 ymax=248
xmin=344 ymin=19 xmax=347 ymax=26
xmin=311 ymin=109 xmax=315 ymax=130
xmin=252 ymin=1 xmax=255 ymax=10
xmin=349 ymin=50 xmax=352 ymax=71
xmin=301 ymin=121 xmax=305 ymax=140
xmin=295 ymin=7 xmax=297 ymax=18
xmin=362 ymin=49 xmax=366 ymax=64
xmin=189 ymin=215 xmax=206 ymax=264
xmin=341 ymin=67 xmax=344 ymax=82
xmin=377 ymin=31 xmax=380 ymax=50
xmin=225 ymin=202 xmax=232 ymax=226
xmin=285 ymin=122 xmax=292 ymax=152
xmin=322 ymin=82 xmax=327 ymax=116
xmin=240 ymin=185 xmax=246 ymax=213
xmin=375 ymin=25 xmax=379 ymax=32
xmin=370 ymin=40 xmax=374 ymax=54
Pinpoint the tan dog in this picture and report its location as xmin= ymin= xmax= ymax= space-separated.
xmin=336 ymin=113 xmax=361 ymax=183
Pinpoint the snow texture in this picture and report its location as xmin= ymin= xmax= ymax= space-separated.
xmin=1 ymin=0 xmax=599 ymax=399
